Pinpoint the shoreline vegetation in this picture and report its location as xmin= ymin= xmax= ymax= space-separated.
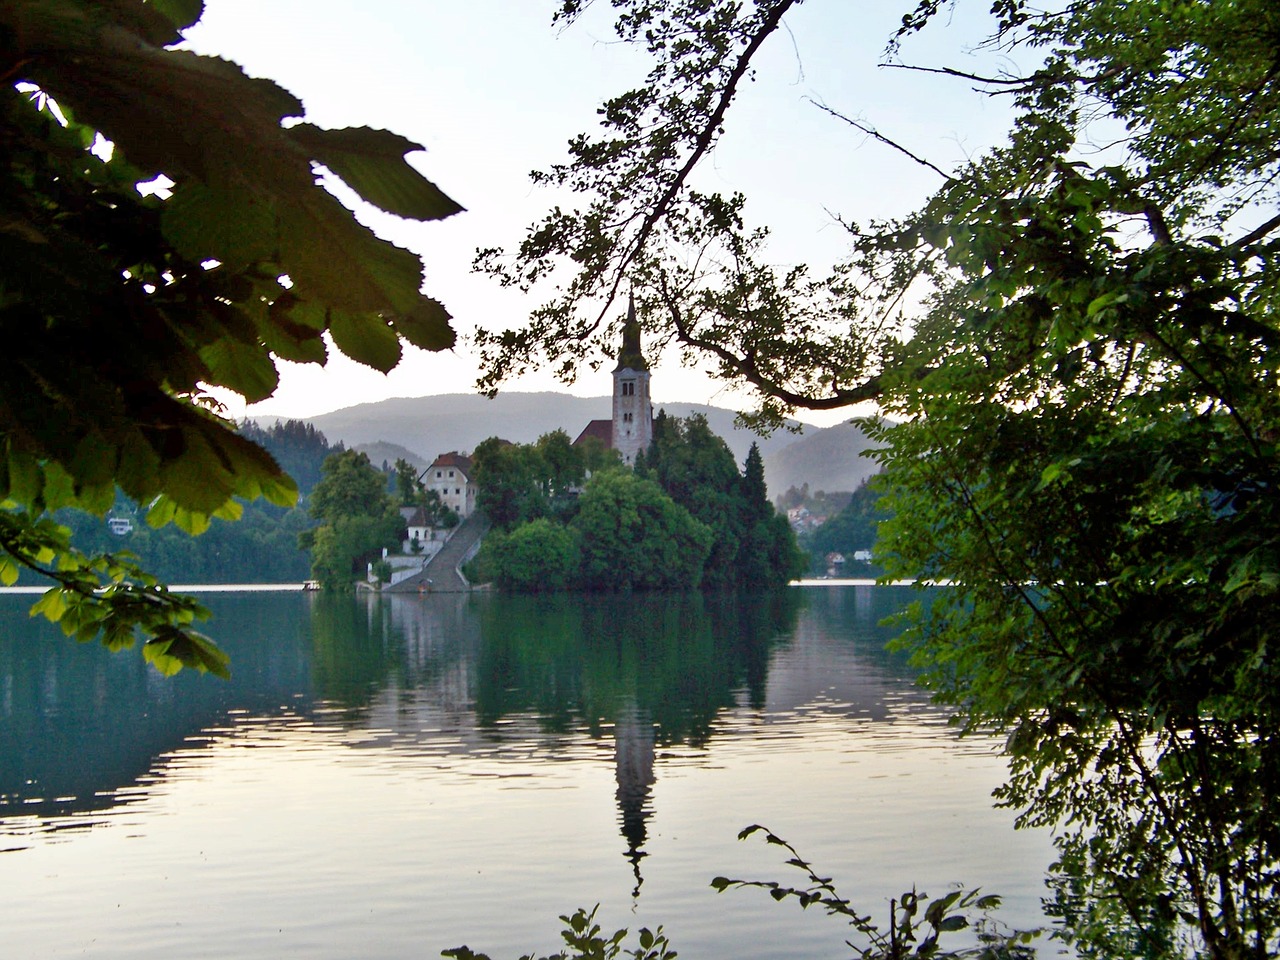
xmin=464 ymin=416 xmax=805 ymax=593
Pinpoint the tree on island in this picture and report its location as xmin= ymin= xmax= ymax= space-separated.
xmin=640 ymin=415 xmax=803 ymax=589
xmin=472 ymin=437 xmax=554 ymax=530
xmin=471 ymin=418 xmax=798 ymax=592
xmin=0 ymin=1 xmax=460 ymax=674
xmin=472 ymin=1 xmax=1280 ymax=956
xmin=300 ymin=450 xmax=403 ymax=589
xmin=574 ymin=469 xmax=713 ymax=591
xmin=480 ymin=518 xmax=582 ymax=593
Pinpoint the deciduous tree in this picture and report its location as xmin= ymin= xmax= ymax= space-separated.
xmin=303 ymin=451 xmax=401 ymax=588
xmin=0 ymin=1 xmax=460 ymax=671
xmin=476 ymin=1 xmax=1280 ymax=954
xmin=573 ymin=469 xmax=712 ymax=591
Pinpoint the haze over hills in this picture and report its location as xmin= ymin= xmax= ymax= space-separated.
xmin=267 ymin=392 xmax=879 ymax=497
xmin=763 ymin=420 xmax=884 ymax=498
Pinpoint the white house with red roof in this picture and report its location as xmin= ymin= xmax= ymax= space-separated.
xmin=424 ymin=451 xmax=477 ymax=519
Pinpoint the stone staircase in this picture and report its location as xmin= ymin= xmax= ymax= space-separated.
xmin=387 ymin=510 xmax=489 ymax=593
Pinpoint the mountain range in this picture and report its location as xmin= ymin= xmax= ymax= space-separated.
xmin=271 ymin=392 xmax=881 ymax=498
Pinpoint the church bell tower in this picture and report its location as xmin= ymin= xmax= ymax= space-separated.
xmin=611 ymin=295 xmax=652 ymax=465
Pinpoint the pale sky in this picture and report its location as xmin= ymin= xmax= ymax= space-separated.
xmin=182 ymin=1 xmax=1017 ymax=426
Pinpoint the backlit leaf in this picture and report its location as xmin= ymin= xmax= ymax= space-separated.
xmin=289 ymin=124 xmax=464 ymax=221
xmin=394 ymin=297 xmax=457 ymax=352
xmin=329 ymin=309 xmax=402 ymax=372
xmin=199 ymin=337 xmax=280 ymax=403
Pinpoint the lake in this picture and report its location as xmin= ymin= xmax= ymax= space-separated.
xmin=0 ymin=585 xmax=1054 ymax=959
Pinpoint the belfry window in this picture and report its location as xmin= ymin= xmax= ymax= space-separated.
xmin=621 ymin=381 xmax=635 ymax=396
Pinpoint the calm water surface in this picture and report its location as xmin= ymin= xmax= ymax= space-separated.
xmin=0 ymin=586 xmax=1054 ymax=959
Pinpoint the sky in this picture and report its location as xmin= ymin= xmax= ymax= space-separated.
xmin=181 ymin=1 xmax=1019 ymax=426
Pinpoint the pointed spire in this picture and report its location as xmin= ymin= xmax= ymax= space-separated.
xmin=614 ymin=292 xmax=649 ymax=371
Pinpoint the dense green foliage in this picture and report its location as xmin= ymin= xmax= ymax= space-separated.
xmin=573 ymin=468 xmax=713 ymax=590
xmin=472 ymin=420 xmax=800 ymax=592
xmin=0 ymin=0 xmax=459 ymax=672
xmin=473 ymin=430 xmax=616 ymax=530
xmin=640 ymin=414 xmax=803 ymax=588
xmin=301 ymin=449 xmax=403 ymax=588
xmin=475 ymin=1 xmax=1280 ymax=956
xmin=480 ymin=518 xmax=581 ymax=592
xmin=474 ymin=437 xmax=559 ymax=530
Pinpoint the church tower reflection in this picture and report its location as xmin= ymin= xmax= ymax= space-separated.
xmin=613 ymin=704 xmax=656 ymax=897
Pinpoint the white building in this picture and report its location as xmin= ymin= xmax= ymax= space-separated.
xmin=424 ymin=451 xmax=477 ymax=519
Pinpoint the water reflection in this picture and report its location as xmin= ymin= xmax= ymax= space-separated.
xmin=0 ymin=587 xmax=1049 ymax=960
xmin=0 ymin=586 xmax=939 ymax=896
xmin=1 ymin=591 xmax=789 ymax=802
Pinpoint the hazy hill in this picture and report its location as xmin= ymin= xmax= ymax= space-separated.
xmin=304 ymin=392 xmax=804 ymax=462
xmin=762 ymin=420 xmax=883 ymax=496
xmin=354 ymin=440 xmax=428 ymax=471
xmin=288 ymin=392 xmax=878 ymax=498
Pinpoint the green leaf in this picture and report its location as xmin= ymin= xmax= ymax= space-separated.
xmin=172 ymin=505 xmax=213 ymax=537
xmin=288 ymin=124 xmax=464 ymax=221
xmin=329 ymin=309 xmax=402 ymax=371
xmin=393 ymin=297 xmax=456 ymax=352
xmin=162 ymin=179 xmax=278 ymax=268
xmin=30 ymin=588 xmax=69 ymax=624
xmin=199 ymin=337 xmax=280 ymax=403
xmin=149 ymin=0 xmax=205 ymax=32
xmin=142 ymin=627 xmax=230 ymax=678
xmin=6 ymin=449 xmax=42 ymax=507
xmin=146 ymin=496 xmax=178 ymax=529
xmin=274 ymin=189 xmax=425 ymax=317
xmin=40 ymin=461 xmax=78 ymax=512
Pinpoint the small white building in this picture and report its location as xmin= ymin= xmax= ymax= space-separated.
xmin=424 ymin=451 xmax=477 ymax=519
xmin=398 ymin=506 xmax=447 ymax=557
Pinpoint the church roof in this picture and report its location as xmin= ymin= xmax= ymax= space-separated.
xmin=573 ymin=419 xmax=613 ymax=447
xmin=613 ymin=293 xmax=648 ymax=372
xmin=400 ymin=506 xmax=429 ymax=527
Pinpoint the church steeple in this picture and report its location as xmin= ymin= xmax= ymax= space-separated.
xmin=613 ymin=293 xmax=649 ymax=372
xmin=611 ymin=293 xmax=653 ymax=465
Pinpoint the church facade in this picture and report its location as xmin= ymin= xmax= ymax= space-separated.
xmin=574 ymin=295 xmax=653 ymax=465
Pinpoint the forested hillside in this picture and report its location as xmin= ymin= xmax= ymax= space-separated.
xmin=38 ymin=421 xmax=344 ymax=586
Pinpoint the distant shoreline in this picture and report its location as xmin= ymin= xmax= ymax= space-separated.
xmin=0 ymin=579 xmax=927 ymax=596
xmin=0 ymin=583 xmax=306 ymax=596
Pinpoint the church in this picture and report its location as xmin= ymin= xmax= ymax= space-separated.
xmin=573 ymin=295 xmax=653 ymax=465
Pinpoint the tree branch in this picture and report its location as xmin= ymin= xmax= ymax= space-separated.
xmin=654 ymin=272 xmax=883 ymax=409
xmin=880 ymin=61 xmax=1035 ymax=91
xmin=1235 ymin=210 xmax=1280 ymax=250
xmin=809 ymin=100 xmax=955 ymax=182
xmin=595 ymin=0 xmax=802 ymax=324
